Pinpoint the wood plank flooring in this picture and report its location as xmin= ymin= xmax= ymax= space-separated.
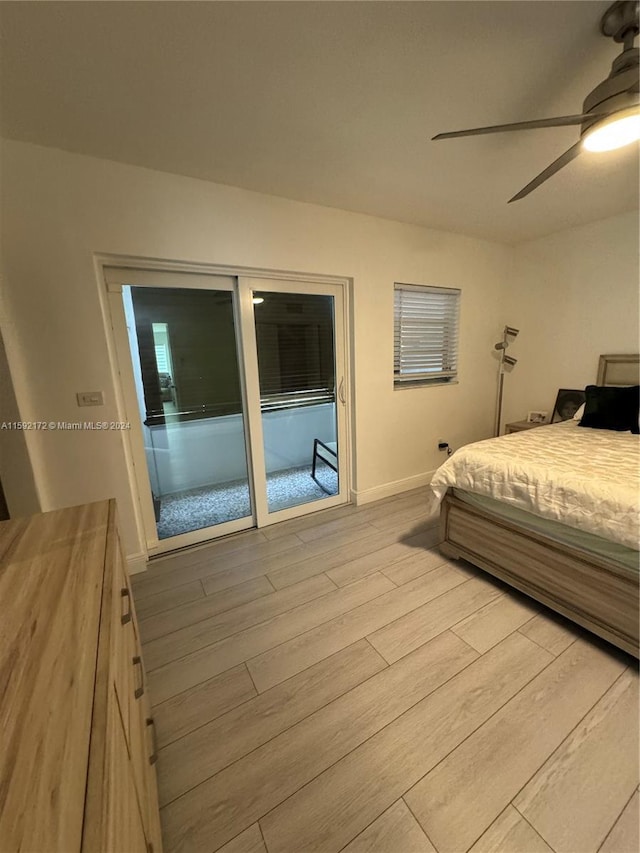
xmin=131 ymin=488 xmax=639 ymax=853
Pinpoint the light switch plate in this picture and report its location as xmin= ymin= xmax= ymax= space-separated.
xmin=77 ymin=391 xmax=104 ymax=407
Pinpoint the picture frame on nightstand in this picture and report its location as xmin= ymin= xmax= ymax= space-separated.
xmin=551 ymin=389 xmax=585 ymax=423
xmin=527 ymin=410 xmax=548 ymax=424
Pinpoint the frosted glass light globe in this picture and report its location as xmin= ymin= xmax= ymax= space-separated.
xmin=583 ymin=108 xmax=640 ymax=152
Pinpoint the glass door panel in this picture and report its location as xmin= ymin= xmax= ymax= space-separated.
xmin=124 ymin=284 xmax=252 ymax=541
xmin=253 ymin=291 xmax=339 ymax=513
xmin=109 ymin=267 xmax=348 ymax=552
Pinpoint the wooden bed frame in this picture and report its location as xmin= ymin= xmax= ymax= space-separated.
xmin=439 ymin=353 xmax=640 ymax=659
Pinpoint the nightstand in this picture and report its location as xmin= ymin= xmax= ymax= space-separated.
xmin=505 ymin=420 xmax=548 ymax=434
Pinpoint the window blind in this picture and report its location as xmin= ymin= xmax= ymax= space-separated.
xmin=254 ymin=291 xmax=336 ymax=410
xmin=154 ymin=344 xmax=169 ymax=373
xmin=394 ymin=283 xmax=460 ymax=386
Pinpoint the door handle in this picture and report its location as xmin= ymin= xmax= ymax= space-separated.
xmin=338 ymin=377 xmax=346 ymax=405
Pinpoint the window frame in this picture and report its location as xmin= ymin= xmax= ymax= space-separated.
xmin=393 ymin=282 xmax=461 ymax=388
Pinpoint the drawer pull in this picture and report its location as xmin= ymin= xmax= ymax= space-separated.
xmin=121 ymin=587 xmax=132 ymax=624
xmin=132 ymin=655 xmax=144 ymax=698
xmin=146 ymin=717 xmax=158 ymax=765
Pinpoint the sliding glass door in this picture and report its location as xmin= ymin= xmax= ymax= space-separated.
xmin=107 ymin=268 xmax=348 ymax=554
xmin=241 ymin=279 xmax=344 ymax=521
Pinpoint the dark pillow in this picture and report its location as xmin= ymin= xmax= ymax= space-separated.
xmin=578 ymin=385 xmax=640 ymax=433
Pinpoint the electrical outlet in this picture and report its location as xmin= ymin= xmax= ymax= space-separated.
xmin=77 ymin=391 xmax=104 ymax=407
xmin=438 ymin=441 xmax=449 ymax=451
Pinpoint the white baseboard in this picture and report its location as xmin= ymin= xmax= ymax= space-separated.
xmin=127 ymin=551 xmax=148 ymax=575
xmin=350 ymin=470 xmax=437 ymax=506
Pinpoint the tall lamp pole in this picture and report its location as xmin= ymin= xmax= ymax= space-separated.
xmin=494 ymin=326 xmax=519 ymax=436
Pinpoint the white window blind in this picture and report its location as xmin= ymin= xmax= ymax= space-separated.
xmin=394 ymin=283 xmax=460 ymax=386
xmin=154 ymin=344 xmax=169 ymax=373
xmin=254 ymin=291 xmax=336 ymax=411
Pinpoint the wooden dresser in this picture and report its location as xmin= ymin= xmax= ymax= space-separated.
xmin=0 ymin=500 xmax=162 ymax=852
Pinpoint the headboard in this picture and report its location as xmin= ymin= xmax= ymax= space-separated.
xmin=597 ymin=354 xmax=640 ymax=387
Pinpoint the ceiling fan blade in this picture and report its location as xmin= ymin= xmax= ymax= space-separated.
xmin=508 ymin=141 xmax=583 ymax=203
xmin=432 ymin=114 xmax=604 ymax=140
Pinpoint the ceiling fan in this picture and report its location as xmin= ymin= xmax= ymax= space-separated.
xmin=432 ymin=0 xmax=640 ymax=202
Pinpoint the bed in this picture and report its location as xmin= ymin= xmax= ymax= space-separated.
xmin=431 ymin=354 xmax=640 ymax=658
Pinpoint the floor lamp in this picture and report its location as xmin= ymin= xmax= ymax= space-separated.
xmin=494 ymin=326 xmax=519 ymax=436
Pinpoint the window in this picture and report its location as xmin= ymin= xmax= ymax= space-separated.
xmin=394 ymin=283 xmax=460 ymax=387
xmin=254 ymin=291 xmax=336 ymax=411
xmin=131 ymin=286 xmax=243 ymax=424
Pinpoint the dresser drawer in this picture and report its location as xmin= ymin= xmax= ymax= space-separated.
xmin=0 ymin=500 xmax=163 ymax=853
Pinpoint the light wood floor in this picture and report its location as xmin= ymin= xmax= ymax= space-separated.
xmin=131 ymin=488 xmax=640 ymax=853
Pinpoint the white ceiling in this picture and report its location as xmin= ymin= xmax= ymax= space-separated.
xmin=1 ymin=1 xmax=638 ymax=244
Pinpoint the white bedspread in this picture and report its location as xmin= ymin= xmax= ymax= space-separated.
xmin=430 ymin=421 xmax=640 ymax=549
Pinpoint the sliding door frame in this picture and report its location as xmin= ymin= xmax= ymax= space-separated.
xmin=104 ymin=268 xmax=256 ymax=555
xmin=238 ymin=276 xmax=349 ymax=528
xmin=97 ymin=255 xmax=353 ymax=557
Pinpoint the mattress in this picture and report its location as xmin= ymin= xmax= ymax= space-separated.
xmin=452 ymin=489 xmax=639 ymax=573
xmin=430 ymin=420 xmax=640 ymax=550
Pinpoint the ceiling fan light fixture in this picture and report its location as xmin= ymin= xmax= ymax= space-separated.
xmin=582 ymin=107 xmax=640 ymax=152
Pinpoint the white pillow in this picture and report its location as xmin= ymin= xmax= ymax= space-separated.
xmin=573 ymin=402 xmax=585 ymax=420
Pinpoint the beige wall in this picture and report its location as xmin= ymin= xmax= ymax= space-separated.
xmin=3 ymin=140 xmax=635 ymax=561
xmin=0 ymin=140 xmax=510 ymax=560
xmin=502 ymin=211 xmax=639 ymax=427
